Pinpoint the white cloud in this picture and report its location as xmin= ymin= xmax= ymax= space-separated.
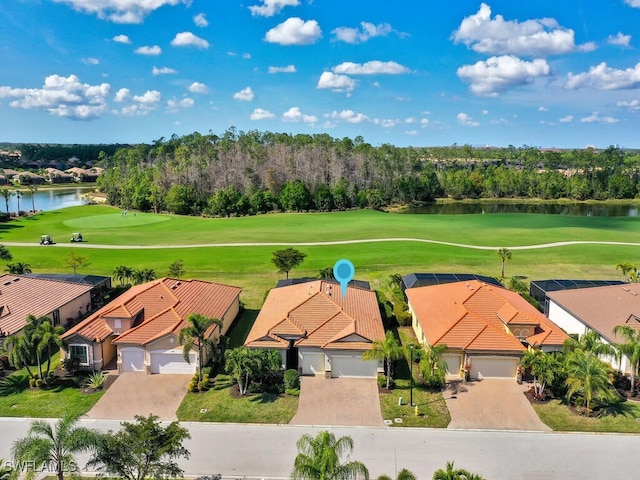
xmin=405 ymin=130 xmax=418 ymax=136
xmin=250 ymin=108 xmax=275 ymax=120
xmin=457 ymin=55 xmax=550 ymax=96
xmin=193 ymin=13 xmax=208 ymax=27
xmin=617 ymin=99 xmax=640 ymax=111
xmin=113 ymin=88 xmax=130 ymax=102
xmin=332 ymin=22 xmax=393 ymax=44
xmin=282 ymin=107 xmax=317 ymax=123
xmin=580 ymin=112 xmax=619 ymax=123
xmin=269 ymin=65 xmax=297 ymax=73
xmin=134 ymin=45 xmax=161 ymax=56
xmin=624 ymin=0 xmax=640 ymax=7
xmin=188 ymin=82 xmax=209 ymax=94
xmin=52 ymin=0 xmax=188 ymax=24
xmin=373 ymin=118 xmax=399 ymax=128
xmin=249 ymin=0 xmax=299 ymax=17
xmin=329 ymin=110 xmax=369 ymax=123
xmin=566 ymin=62 xmax=640 ymax=90
xmin=171 ymin=32 xmax=209 ymax=49
xmin=243 ymin=53 xmax=252 ymax=59
xmin=453 ymin=3 xmax=587 ymax=56
xmin=317 ymin=72 xmax=357 ymax=93
xmin=264 ymin=17 xmax=322 ymax=45
xmin=420 ymin=118 xmax=430 ymax=127
xmin=457 ymin=112 xmax=479 ymax=127
xmin=0 ymin=74 xmax=110 ymax=120
xmin=490 ymin=118 xmax=510 ymax=125
xmin=152 ymin=66 xmax=177 ymax=75
xmin=332 ymin=61 xmax=410 ymax=75
xmin=132 ymin=90 xmax=161 ymax=104
xmin=112 ymin=34 xmax=131 ymax=44
xmin=82 ymin=57 xmax=99 ymax=65
xmin=538 ymin=106 xmax=548 ymax=112
xmin=114 ymin=89 xmax=161 ymax=116
xmin=233 ymin=87 xmax=255 ymax=101
xmin=607 ymin=32 xmax=631 ymax=46
xmin=167 ymin=97 xmax=194 ymax=110
xmin=559 ymin=115 xmax=574 ymax=123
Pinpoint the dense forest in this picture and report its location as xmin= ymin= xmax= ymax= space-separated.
xmin=94 ymin=129 xmax=640 ymax=216
xmin=15 ymin=143 xmax=126 ymax=163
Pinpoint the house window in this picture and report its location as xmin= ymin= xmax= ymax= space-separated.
xmin=69 ymin=344 xmax=89 ymax=366
xmin=52 ymin=309 xmax=61 ymax=326
xmin=114 ymin=319 xmax=122 ymax=329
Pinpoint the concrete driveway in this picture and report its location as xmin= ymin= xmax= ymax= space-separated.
xmin=85 ymin=372 xmax=191 ymax=421
xmin=290 ymin=376 xmax=384 ymax=426
xmin=444 ymin=379 xmax=551 ymax=431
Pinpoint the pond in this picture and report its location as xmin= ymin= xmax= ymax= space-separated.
xmin=403 ymin=202 xmax=640 ymax=217
xmin=3 ymin=187 xmax=93 ymax=213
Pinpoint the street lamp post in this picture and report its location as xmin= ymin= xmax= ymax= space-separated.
xmin=409 ymin=343 xmax=414 ymax=407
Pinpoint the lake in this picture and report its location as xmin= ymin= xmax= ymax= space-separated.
xmin=4 ymin=187 xmax=93 ymax=213
xmin=402 ymin=202 xmax=640 ymax=217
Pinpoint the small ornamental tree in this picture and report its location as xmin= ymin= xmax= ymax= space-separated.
xmin=271 ymin=248 xmax=307 ymax=279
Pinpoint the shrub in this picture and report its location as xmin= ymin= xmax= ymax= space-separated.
xmin=201 ymin=366 xmax=213 ymax=377
xmin=285 ymin=388 xmax=300 ymax=396
xmin=202 ymin=373 xmax=210 ymax=385
xmin=84 ymin=371 xmax=107 ymax=389
xmin=61 ymin=357 xmax=81 ymax=376
xmin=35 ymin=378 xmax=43 ymax=388
xmin=377 ymin=375 xmax=386 ymax=388
xmin=423 ymin=372 xmax=445 ymax=389
xmin=197 ymin=381 xmax=207 ymax=391
xmin=188 ymin=381 xmax=198 ymax=393
xmin=29 ymin=377 xmax=37 ymax=388
xmin=284 ymin=369 xmax=300 ymax=390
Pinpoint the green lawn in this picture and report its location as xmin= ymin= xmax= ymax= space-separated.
xmin=532 ymin=398 xmax=640 ymax=433
xmin=176 ymin=374 xmax=298 ymax=423
xmin=378 ymin=327 xmax=451 ymax=428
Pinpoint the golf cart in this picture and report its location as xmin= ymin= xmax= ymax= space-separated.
xmin=70 ymin=232 xmax=84 ymax=243
xmin=40 ymin=235 xmax=54 ymax=245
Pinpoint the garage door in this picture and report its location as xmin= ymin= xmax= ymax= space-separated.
xmin=301 ymin=352 xmax=325 ymax=375
xmin=121 ymin=349 xmax=145 ymax=372
xmin=470 ymin=356 xmax=518 ymax=379
xmin=331 ymin=355 xmax=378 ymax=378
xmin=150 ymin=351 xmax=197 ymax=374
xmin=443 ymin=354 xmax=462 ymax=376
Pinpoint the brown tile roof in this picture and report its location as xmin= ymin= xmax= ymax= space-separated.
xmin=244 ymin=280 xmax=384 ymax=351
xmin=63 ymin=278 xmax=241 ymax=345
xmin=547 ymin=283 xmax=640 ymax=344
xmin=0 ymin=274 xmax=93 ymax=336
xmin=406 ymin=280 xmax=568 ymax=352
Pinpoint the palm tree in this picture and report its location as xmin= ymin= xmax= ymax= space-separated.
xmin=363 ymin=331 xmax=403 ymax=389
xmin=616 ymin=262 xmax=636 ymax=282
xmin=566 ymin=351 xmax=613 ymax=413
xmin=496 ymin=247 xmax=512 ymax=278
xmin=224 ymin=347 xmax=259 ymax=395
xmin=0 ymin=459 xmax=14 ymax=480
xmin=28 ymin=184 xmax=38 ymax=212
xmin=0 ymin=245 xmax=12 ymax=262
xmin=0 ymin=188 xmax=14 ymax=214
xmin=420 ymin=343 xmax=449 ymax=387
xmin=34 ymin=320 xmax=65 ymax=378
xmin=15 ymin=191 xmax=20 ymax=214
xmin=612 ymin=324 xmax=640 ymax=391
xmin=178 ymin=313 xmax=223 ymax=382
xmin=520 ymin=349 xmax=563 ymax=398
xmin=432 ymin=461 xmax=484 ymax=480
xmin=292 ymin=431 xmax=369 ymax=480
xmin=562 ymin=330 xmax=615 ymax=359
xmin=377 ymin=469 xmax=417 ymax=480
xmin=5 ymin=262 xmax=32 ymax=274
xmin=5 ymin=333 xmax=35 ymax=378
xmin=112 ymin=265 xmax=133 ymax=286
xmin=12 ymin=415 xmax=100 ymax=480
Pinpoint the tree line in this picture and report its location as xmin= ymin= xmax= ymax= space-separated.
xmin=95 ymin=129 xmax=640 ymax=216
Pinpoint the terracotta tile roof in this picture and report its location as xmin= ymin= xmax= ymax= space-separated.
xmin=547 ymin=283 xmax=640 ymax=344
xmin=245 ymin=280 xmax=384 ymax=351
xmin=0 ymin=274 xmax=93 ymax=336
xmin=406 ymin=280 xmax=568 ymax=352
xmin=63 ymin=278 xmax=241 ymax=344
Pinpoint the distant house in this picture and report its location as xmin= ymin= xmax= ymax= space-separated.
xmin=65 ymin=167 xmax=101 ymax=182
xmin=45 ymin=168 xmax=74 ymax=184
xmin=16 ymin=171 xmax=45 ymax=185
xmin=0 ymin=274 xmax=93 ymax=338
xmin=547 ymin=283 xmax=640 ymax=374
xmin=244 ymin=280 xmax=385 ymax=378
xmin=406 ymin=280 xmax=568 ymax=379
xmin=62 ymin=278 xmax=241 ymax=374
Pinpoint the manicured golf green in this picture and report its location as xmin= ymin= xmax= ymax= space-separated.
xmin=1 ymin=205 xmax=638 ymax=308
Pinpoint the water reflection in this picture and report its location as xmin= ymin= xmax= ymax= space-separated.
xmin=404 ymin=202 xmax=640 ymax=217
xmin=6 ymin=187 xmax=93 ymax=213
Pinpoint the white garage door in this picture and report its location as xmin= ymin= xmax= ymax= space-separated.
xmin=150 ymin=351 xmax=197 ymax=374
xmin=443 ymin=354 xmax=462 ymax=376
xmin=121 ymin=349 xmax=145 ymax=372
xmin=331 ymin=355 xmax=378 ymax=378
xmin=470 ymin=356 xmax=518 ymax=379
xmin=301 ymin=352 xmax=325 ymax=375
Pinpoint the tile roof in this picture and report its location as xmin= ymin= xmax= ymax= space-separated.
xmin=547 ymin=283 xmax=640 ymax=344
xmin=406 ymin=280 xmax=568 ymax=352
xmin=244 ymin=280 xmax=384 ymax=351
xmin=63 ymin=278 xmax=241 ymax=345
xmin=0 ymin=274 xmax=93 ymax=336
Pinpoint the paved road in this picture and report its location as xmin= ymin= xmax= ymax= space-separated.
xmin=5 ymin=239 xmax=640 ymax=251
xmin=1 ymin=418 xmax=638 ymax=479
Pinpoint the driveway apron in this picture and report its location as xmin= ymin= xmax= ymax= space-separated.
xmin=290 ymin=376 xmax=384 ymax=426
xmin=444 ymin=378 xmax=551 ymax=431
xmin=85 ymin=372 xmax=191 ymax=421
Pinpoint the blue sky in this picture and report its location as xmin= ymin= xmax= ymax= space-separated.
xmin=1 ymin=0 xmax=639 ymax=148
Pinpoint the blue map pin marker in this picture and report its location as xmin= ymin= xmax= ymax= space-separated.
xmin=333 ymin=259 xmax=355 ymax=298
